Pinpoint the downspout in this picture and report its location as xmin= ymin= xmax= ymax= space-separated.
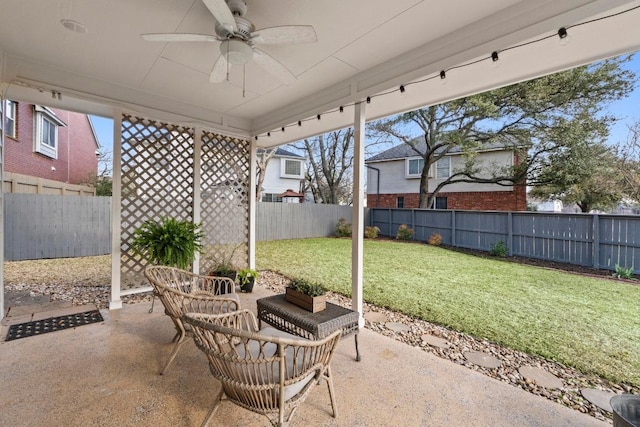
xmin=365 ymin=165 xmax=380 ymax=207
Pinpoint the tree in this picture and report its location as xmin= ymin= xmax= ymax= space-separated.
xmin=371 ymin=56 xmax=635 ymax=208
xmin=255 ymin=148 xmax=277 ymax=201
xmin=85 ymin=147 xmax=113 ymax=196
xmin=295 ymin=129 xmax=354 ymax=204
xmin=529 ymin=141 xmax=623 ymax=212
xmin=616 ymin=119 xmax=640 ymax=203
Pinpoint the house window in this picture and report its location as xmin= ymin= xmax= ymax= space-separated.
xmin=406 ymin=157 xmax=424 ymax=178
xmin=436 ymin=156 xmax=451 ymax=179
xmin=1 ymin=100 xmax=17 ymax=138
xmin=262 ymin=193 xmax=283 ymax=203
xmin=435 ymin=197 xmax=448 ymax=209
xmin=34 ymin=105 xmax=66 ymax=159
xmin=281 ymin=158 xmax=303 ymax=178
xmin=397 ymin=196 xmax=404 ymax=208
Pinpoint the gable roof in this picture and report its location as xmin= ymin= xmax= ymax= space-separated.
xmin=257 ymin=147 xmax=304 ymax=159
xmin=366 ymin=138 xmax=510 ymax=163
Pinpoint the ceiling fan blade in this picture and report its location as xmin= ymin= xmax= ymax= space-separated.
xmin=252 ymin=48 xmax=296 ymax=86
xmin=202 ymin=0 xmax=237 ymax=33
xmin=210 ymin=54 xmax=230 ymax=83
xmin=141 ymin=33 xmax=220 ymax=42
xmin=251 ymin=26 xmax=317 ymax=45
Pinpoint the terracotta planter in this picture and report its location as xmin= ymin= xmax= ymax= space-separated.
xmin=285 ymin=287 xmax=326 ymax=312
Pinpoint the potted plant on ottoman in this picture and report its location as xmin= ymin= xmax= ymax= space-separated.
xmin=285 ymin=278 xmax=327 ymax=312
xmin=131 ymin=217 xmax=203 ymax=269
xmin=237 ymin=268 xmax=259 ymax=293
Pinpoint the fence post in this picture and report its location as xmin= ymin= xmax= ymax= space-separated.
xmin=411 ymin=209 xmax=416 ymax=241
xmin=388 ymin=208 xmax=392 ymax=237
xmin=507 ymin=212 xmax=513 ymax=256
xmin=593 ymin=214 xmax=599 ymax=269
xmin=451 ymin=210 xmax=456 ymax=246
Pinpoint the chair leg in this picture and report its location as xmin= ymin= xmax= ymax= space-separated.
xmin=160 ymin=334 xmax=187 ymax=375
xmin=325 ymin=366 xmax=338 ymax=418
xmin=201 ymin=388 xmax=224 ymax=427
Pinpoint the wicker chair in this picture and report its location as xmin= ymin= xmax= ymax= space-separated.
xmin=144 ymin=265 xmax=240 ymax=375
xmin=183 ymin=309 xmax=342 ymax=427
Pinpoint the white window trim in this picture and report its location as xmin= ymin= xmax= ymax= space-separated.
xmin=34 ymin=105 xmax=66 ymax=159
xmin=280 ymin=158 xmax=304 ymax=179
xmin=1 ymin=100 xmax=17 ymax=138
xmin=435 ymin=156 xmax=451 ymax=179
xmin=405 ymin=157 xmax=431 ymax=179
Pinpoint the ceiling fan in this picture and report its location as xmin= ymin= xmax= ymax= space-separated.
xmin=141 ymin=0 xmax=317 ymax=86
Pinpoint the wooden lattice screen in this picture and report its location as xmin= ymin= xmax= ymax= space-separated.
xmin=199 ymin=130 xmax=250 ymax=274
xmin=119 ymin=114 xmax=249 ymax=291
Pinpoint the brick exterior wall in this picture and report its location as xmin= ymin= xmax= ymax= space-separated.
xmin=368 ymin=186 xmax=527 ymax=211
xmin=4 ymin=103 xmax=98 ymax=185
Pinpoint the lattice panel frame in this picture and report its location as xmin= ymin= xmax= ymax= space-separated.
xmin=199 ymin=130 xmax=250 ymax=275
xmin=120 ymin=114 xmax=195 ymax=290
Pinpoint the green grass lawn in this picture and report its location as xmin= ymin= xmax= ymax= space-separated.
xmin=257 ymin=238 xmax=640 ymax=387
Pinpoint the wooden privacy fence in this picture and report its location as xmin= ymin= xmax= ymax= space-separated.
xmin=3 ymin=196 xmax=355 ymax=260
xmin=4 ymin=194 xmax=111 ymax=261
xmin=370 ymin=208 xmax=640 ymax=274
xmin=256 ymin=203 xmax=355 ymax=241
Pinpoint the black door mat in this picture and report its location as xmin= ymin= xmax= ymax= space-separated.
xmin=5 ymin=310 xmax=104 ymax=341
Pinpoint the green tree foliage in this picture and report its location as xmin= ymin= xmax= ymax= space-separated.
xmin=529 ymin=141 xmax=623 ymax=212
xmin=371 ymin=56 xmax=635 ymax=208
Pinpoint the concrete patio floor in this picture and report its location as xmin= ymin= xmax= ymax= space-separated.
xmin=0 ymin=285 xmax=607 ymax=427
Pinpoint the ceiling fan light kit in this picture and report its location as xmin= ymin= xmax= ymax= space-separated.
xmin=221 ymin=39 xmax=253 ymax=64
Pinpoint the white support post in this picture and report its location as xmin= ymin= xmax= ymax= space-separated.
xmin=0 ymin=95 xmax=5 ymax=322
xmin=352 ymin=101 xmax=366 ymax=328
xmin=110 ymin=112 xmax=123 ymax=310
xmin=192 ymin=128 xmax=202 ymax=274
xmin=248 ymin=139 xmax=257 ymax=269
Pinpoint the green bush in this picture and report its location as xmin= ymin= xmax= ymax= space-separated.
xmin=288 ymin=278 xmax=326 ymax=297
xmin=335 ymin=218 xmax=352 ymax=237
xmin=614 ymin=263 xmax=634 ymax=279
xmin=131 ymin=217 xmax=203 ymax=269
xmin=489 ymin=240 xmax=509 ymax=257
xmin=396 ymin=224 xmax=414 ymax=240
xmin=364 ymin=226 xmax=380 ymax=239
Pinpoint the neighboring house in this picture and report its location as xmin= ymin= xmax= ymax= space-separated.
xmin=365 ymin=141 xmax=526 ymax=211
xmin=1 ymin=100 xmax=99 ymax=191
xmin=259 ymin=147 xmax=307 ymax=203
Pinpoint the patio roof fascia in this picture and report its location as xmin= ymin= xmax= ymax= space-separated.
xmin=250 ymin=0 xmax=639 ymax=148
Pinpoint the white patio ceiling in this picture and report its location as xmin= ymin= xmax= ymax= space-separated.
xmin=1 ymin=0 xmax=639 ymax=148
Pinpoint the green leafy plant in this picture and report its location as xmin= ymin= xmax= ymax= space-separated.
xmin=131 ymin=217 xmax=203 ymax=269
xmin=427 ymin=233 xmax=443 ymax=246
xmin=396 ymin=224 xmax=414 ymax=240
xmin=288 ymin=278 xmax=326 ymax=297
xmin=209 ymin=244 xmax=242 ymax=278
xmin=335 ymin=218 xmax=352 ymax=237
xmin=364 ymin=226 xmax=380 ymax=239
xmin=614 ymin=263 xmax=634 ymax=279
xmin=489 ymin=240 xmax=509 ymax=257
xmin=237 ymin=268 xmax=259 ymax=286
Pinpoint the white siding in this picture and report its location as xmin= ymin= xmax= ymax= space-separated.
xmin=261 ymin=156 xmax=305 ymax=195
xmin=367 ymin=150 xmax=514 ymax=194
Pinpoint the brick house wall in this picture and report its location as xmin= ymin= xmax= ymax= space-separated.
xmin=4 ymin=102 xmax=98 ymax=185
xmin=368 ymin=185 xmax=526 ymax=211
